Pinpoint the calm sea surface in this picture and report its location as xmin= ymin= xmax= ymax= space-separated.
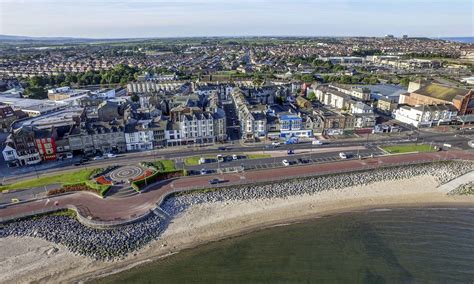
xmin=97 ymin=208 xmax=474 ymax=283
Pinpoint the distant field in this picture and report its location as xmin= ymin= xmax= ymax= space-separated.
xmin=381 ymin=144 xmax=436 ymax=154
xmin=0 ymin=168 xmax=97 ymax=191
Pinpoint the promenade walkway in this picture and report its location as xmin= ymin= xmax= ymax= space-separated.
xmin=1 ymin=150 xmax=473 ymax=226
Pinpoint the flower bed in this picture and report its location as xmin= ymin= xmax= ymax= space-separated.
xmin=95 ymin=175 xmax=113 ymax=185
xmin=132 ymin=170 xmax=155 ymax=182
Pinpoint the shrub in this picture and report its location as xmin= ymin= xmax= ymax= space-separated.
xmin=131 ymin=170 xmax=183 ymax=191
xmin=48 ymin=181 xmax=111 ymax=197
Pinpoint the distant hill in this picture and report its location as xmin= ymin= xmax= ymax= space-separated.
xmin=0 ymin=34 xmax=78 ymax=41
xmin=0 ymin=34 xmax=137 ymax=45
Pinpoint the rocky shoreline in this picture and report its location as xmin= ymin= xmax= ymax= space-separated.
xmin=1 ymin=161 xmax=473 ymax=261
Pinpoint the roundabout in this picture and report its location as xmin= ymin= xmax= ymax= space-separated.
xmin=108 ymin=166 xmax=145 ymax=182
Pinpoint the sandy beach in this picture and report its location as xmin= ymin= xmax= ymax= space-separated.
xmin=1 ymin=170 xmax=473 ymax=284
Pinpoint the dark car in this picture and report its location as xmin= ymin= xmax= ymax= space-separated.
xmin=209 ymin=178 xmax=222 ymax=185
xmin=287 ymin=149 xmax=295 ymax=155
xmin=298 ymin=158 xmax=309 ymax=164
xmin=218 ymin=146 xmax=227 ymax=151
xmin=74 ymin=162 xmax=83 ymax=166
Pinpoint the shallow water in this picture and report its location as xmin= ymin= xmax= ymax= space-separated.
xmin=97 ymin=207 xmax=474 ymax=283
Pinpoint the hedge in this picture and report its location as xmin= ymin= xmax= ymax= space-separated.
xmin=131 ymin=170 xmax=183 ymax=191
xmin=49 ymin=181 xmax=111 ymax=198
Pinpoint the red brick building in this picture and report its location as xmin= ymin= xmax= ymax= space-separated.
xmin=34 ymin=128 xmax=58 ymax=161
xmin=400 ymin=83 xmax=474 ymax=115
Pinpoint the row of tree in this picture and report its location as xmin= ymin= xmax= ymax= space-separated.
xmin=24 ymin=64 xmax=140 ymax=99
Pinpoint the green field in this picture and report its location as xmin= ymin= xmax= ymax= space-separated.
xmin=0 ymin=168 xmax=97 ymax=192
xmin=381 ymin=144 xmax=436 ymax=154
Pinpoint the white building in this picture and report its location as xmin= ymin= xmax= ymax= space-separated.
xmin=91 ymin=89 xmax=115 ymax=99
xmin=125 ymin=120 xmax=154 ymax=151
xmin=180 ymin=112 xmax=215 ymax=144
xmin=394 ymin=104 xmax=458 ymax=128
xmin=2 ymin=145 xmax=18 ymax=165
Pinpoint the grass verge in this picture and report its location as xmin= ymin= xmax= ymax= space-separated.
xmin=154 ymin=159 xmax=176 ymax=172
xmin=381 ymin=144 xmax=436 ymax=154
xmin=0 ymin=168 xmax=98 ymax=192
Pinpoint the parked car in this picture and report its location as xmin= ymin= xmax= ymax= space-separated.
xmin=93 ymin=156 xmax=104 ymax=161
xmin=216 ymin=154 xmax=224 ymax=162
xmin=298 ymin=158 xmax=309 ymax=164
xmin=232 ymin=154 xmax=238 ymax=160
xmin=312 ymin=140 xmax=323 ymax=146
xmin=65 ymin=153 xmax=73 ymax=159
xmin=200 ymin=168 xmax=208 ymax=175
xmin=339 ymin=152 xmax=347 ymax=159
xmin=272 ymin=141 xmax=281 ymax=146
xmin=209 ymin=178 xmax=223 ymax=185
xmin=107 ymin=153 xmax=117 ymax=158
xmin=287 ymin=149 xmax=295 ymax=155
xmin=218 ymin=146 xmax=227 ymax=151
xmin=282 ymin=159 xmax=290 ymax=166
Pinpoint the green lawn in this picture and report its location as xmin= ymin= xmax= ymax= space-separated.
xmin=381 ymin=144 xmax=436 ymax=154
xmin=246 ymin=153 xmax=272 ymax=159
xmin=0 ymin=168 xmax=97 ymax=192
xmin=154 ymin=159 xmax=176 ymax=172
xmin=184 ymin=156 xmax=215 ymax=166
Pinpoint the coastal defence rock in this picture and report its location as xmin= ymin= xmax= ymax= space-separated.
xmin=1 ymin=161 xmax=472 ymax=260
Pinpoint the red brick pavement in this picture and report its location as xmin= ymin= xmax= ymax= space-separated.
xmin=1 ymin=151 xmax=473 ymax=224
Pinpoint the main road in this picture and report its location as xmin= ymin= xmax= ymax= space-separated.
xmin=2 ymin=129 xmax=472 ymax=183
xmin=1 ymin=150 xmax=473 ymax=225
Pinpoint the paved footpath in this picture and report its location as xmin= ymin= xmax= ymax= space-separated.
xmin=1 ymin=151 xmax=473 ymax=225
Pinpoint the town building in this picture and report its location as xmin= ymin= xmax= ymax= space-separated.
xmin=393 ymin=104 xmax=458 ymax=128
xmin=399 ymin=83 xmax=474 ymax=115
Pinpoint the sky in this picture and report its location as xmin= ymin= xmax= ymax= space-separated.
xmin=0 ymin=0 xmax=473 ymax=38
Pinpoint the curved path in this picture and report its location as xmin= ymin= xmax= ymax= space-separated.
xmin=1 ymin=151 xmax=473 ymax=226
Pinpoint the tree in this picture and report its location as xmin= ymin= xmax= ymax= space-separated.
xmin=130 ymin=94 xmax=139 ymax=102
xmin=25 ymin=87 xmax=47 ymax=99
xmin=301 ymin=74 xmax=314 ymax=83
xmin=307 ymin=91 xmax=316 ymax=101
